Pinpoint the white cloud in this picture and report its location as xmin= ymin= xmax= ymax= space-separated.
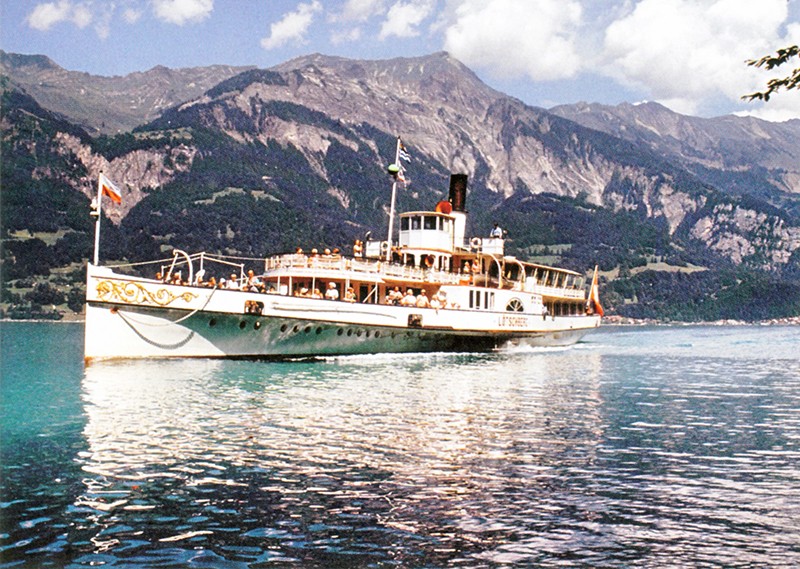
xmin=27 ymin=1 xmax=92 ymax=31
xmin=261 ymin=1 xmax=323 ymax=50
xmin=378 ymin=0 xmax=434 ymax=40
xmin=601 ymin=0 xmax=791 ymax=115
xmin=331 ymin=27 xmax=363 ymax=45
xmin=93 ymin=5 xmax=113 ymax=39
xmin=151 ymin=0 xmax=213 ymax=26
xmin=442 ymin=0 xmax=583 ymax=81
xmin=338 ymin=0 xmax=385 ymax=22
xmin=123 ymin=8 xmax=143 ymax=24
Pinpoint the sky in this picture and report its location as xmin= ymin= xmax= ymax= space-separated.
xmin=1 ymin=0 xmax=799 ymax=122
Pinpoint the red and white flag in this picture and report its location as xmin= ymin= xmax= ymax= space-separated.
xmin=588 ymin=265 xmax=604 ymax=317
xmin=99 ymin=173 xmax=122 ymax=204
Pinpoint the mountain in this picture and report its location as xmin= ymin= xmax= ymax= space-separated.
xmin=0 ymin=50 xmax=254 ymax=135
xmin=550 ymin=101 xmax=800 ymax=215
xmin=2 ymin=52 xmax=800 ymax=321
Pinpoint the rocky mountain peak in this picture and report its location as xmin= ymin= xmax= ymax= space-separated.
xmin=0 ymin=50 xmax=60 ymax=72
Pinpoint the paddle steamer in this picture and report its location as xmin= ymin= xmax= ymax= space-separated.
xmin=85 ymin=157 xmax=602 ymax=360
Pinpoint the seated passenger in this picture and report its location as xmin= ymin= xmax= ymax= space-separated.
xmin=311 ymin=288 xmax=323 ymax=299
xmin=416 ymin=290 xmax=431 ymax=308
xmin=387 ymin=286 xmax=403 ymax=305
xmin=325 ymin=282 xmax=339 ymax=300
xmin=430 ymin=292 xmax=442 ymax=309
xmin=344 ymin=286 xmax=357 ymax=302
xmin=400 ymin=289 xmax=416 ymax=306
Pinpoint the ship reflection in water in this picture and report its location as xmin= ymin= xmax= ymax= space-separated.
xmin=77 ymin=349 xmax=610 ymax=565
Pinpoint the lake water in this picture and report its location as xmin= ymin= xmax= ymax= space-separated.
xmin=1 ymin=322 xmax=799 ymax=567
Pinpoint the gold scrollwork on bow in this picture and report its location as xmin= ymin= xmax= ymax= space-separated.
xmin=96 ymin=280 xmax=198 ymax=306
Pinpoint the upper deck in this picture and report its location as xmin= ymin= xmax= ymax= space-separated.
xmin=263 ymin=252 xmax=586 ymax=300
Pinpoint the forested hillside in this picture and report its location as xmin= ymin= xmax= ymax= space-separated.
xmin=2 ymin=53 xmax=800 ymax=322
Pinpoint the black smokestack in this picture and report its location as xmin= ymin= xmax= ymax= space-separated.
xmin=449 ymin=174 xmax=468 ymax=212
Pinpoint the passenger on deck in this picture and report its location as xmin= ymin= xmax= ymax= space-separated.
xmin=416 ymin=290 xmax=431 ymax=308
xmin=430 ymin=292 xmax=443 ymax=309
xmin=401 ymin=289 xmax=416 ymax=306
xmin=387 ymin=286 xmax=403 ymax=305
xmin=311 ymin=288 xmax=323 ymax=299
xmin=246 ymin=270 xmax=261 ymax=292
xmin=226 ymin=274 xmax=240 ymax=290
xmin=353 ymin=239 xmax=363 ymax=257
xmin=344 ymin=286 xmax=357 ymax=302
xmin=325 ymin=282 xmax=339 ymax=300
xmin=490 ymin=223 xmax=503 ymax=238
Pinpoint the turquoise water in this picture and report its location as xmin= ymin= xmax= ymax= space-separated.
xmin=1 ymin=322 xmax=799 ymax=567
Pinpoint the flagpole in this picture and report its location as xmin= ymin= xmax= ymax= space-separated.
xmin=386 ymin=137 xmax=401 ymax=262
xmin=92 ymin=172 xmax=103 ymax=265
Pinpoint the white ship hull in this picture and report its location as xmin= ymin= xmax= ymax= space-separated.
xmin=85 ymin=266 xmax=600 ymax=361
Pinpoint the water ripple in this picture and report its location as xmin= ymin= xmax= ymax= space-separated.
xmin=2 ymin=325 xmax=799 ymax=567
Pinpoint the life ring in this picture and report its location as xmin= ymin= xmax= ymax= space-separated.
xmin=380 ymin=241 xmax=390 ymax=253
xmin=470 ymin=237 xmax=481 ymax=249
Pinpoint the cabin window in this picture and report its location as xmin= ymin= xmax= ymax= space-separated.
xmin=411 ymin=217 xmax=421 ymax=230
xmin=506 ymin=298 xmax=524 ymax=312
xmin=401 ymin=217 xmax=409 ymax=231
xmin=470 ymin=290 xmax=480 ymax=309
xmin=424 ymin=216 xmax=437 ymax=230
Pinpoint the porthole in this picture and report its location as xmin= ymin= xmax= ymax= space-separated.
xmin=280 ymin=324 xmax=288 ymax=332
xmin=209 ymin=318 xmax=217 ymax=327
xmin=374 ymin=331 xmax=381 ymax=338
xmin=337 ymin=328 xmax=344 ymax=336
xmin=305 ymin=326 xmax=312 ymax=334
xmin=239 ymin=321 xmax=247 ymax=330
xmin=293 ymin=325 xmax=300 ymax=333
xmin=347 ymin=329 xmax=353 ymax=336
xmin=254 ymin=321 xmax=261 ymax=330
xmin=356 ymin=330 xmax=363 ymax=337
xmin=316 ymin=327 xmax=323 ymax=335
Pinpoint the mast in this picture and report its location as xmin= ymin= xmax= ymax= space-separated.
xmin=91 ymin=173 xmax=103 ymax=266
xmin=386 ymin=136 xmax=401 ymax=262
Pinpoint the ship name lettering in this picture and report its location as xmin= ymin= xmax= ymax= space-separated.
xmin=499 ymin=315 xmax=529 ymax=327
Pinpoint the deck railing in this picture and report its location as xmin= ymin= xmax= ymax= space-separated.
xmin=262 ymin=253 xmax=585 ymax=298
